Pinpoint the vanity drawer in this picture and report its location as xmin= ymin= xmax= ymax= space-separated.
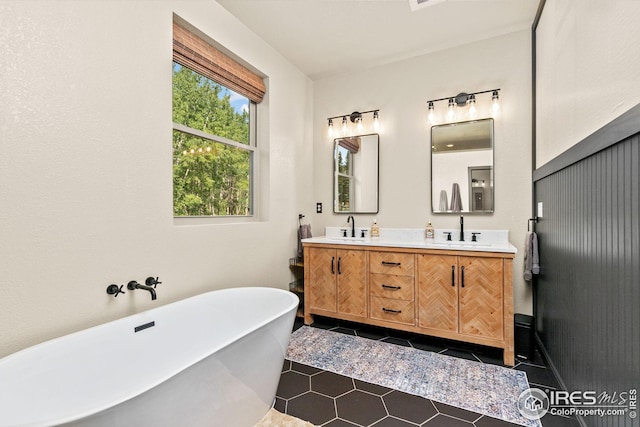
xmin=370 ymin=274 xmax=414 ymax=301
xmin=370 ymin=296 xmax=415 ymax=325
xmin=369 ymin=252 xmax=414 ymax=276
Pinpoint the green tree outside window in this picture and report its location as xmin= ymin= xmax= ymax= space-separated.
xmin=172 ymin=63 xmax=254 ymax=216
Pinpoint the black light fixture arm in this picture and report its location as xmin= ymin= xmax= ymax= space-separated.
xmin=327 ymin=109 xmax=380 ymax=123
xmin=427 ymin=88 xmax=500 ymax=105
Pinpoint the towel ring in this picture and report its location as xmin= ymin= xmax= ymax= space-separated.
xmin=527 ymin=217 xmax=539 ymax=232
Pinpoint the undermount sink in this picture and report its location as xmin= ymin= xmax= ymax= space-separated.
xmin=328 ymin=237 xmax=366 ymax=242
xmin=430 ymin=241 xmax=492 ymax=248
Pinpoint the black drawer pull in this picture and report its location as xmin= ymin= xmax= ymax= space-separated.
xmin=338 ymin=257 xmax=342 ymax=275
xmin=382 ymin=308 xmax=402 ymax=314
xmin=381 ymin=261 xmax=401 ymax=267
xmin=382 ymin=284 xmax=401 ymax=290
xmin=461 ymin=265 xmax=465 ymax=288
xmin=331 ymin=257 xmax=335 ymax=274
xmin=451 ymin=265 xmax=455 ymax=287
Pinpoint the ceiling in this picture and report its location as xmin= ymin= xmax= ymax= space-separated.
xmin=217 ymin=0 xmax=540 ymax=80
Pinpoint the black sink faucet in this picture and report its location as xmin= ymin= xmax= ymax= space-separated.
xmin=347 ymin=215 xmax=355 ymax=237
xmin=459 ymin=215 xmax=464 ymax=242
xmin=127 ymin=280 xmax=157 ymax=300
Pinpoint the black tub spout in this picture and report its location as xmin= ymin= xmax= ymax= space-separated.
xmin=127 ymin=280 xmax=157 ymax=300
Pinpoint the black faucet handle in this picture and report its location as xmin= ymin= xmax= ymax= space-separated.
xmin=471 ymin=232 xmax=481 ymax=242
xmin=106 ymin=284 xmax=125 ymax=297
xmin=145 ymin=276 xmax=162 ymax=288
xmin=443 ymin=232 xmax=452 ymax=241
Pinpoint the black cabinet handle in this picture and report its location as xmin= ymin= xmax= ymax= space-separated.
xmin=338 ymin=257 xmax=342 ymax=275
xmin=451 ymin=266 xmax=455 ymax=287
xmin=382 ymin=284 xmax=401 ymax=290
xmin=381 ymin=261 xmax=401 ymax=267
xmin=461 ymin=266 xmax=465 ymax=288
xmin=331 ymin=257 xmax=335 ymax=274
xmin=382 ymin=308 xmax=402 ymax=314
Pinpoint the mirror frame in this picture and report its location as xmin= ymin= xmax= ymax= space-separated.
xmin=430 ymin=118 xmax=494 ymax=214
xmin=333 ymin=133 xmax=380 ymax=214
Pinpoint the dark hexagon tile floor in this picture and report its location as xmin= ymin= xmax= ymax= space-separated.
xmin=275 ymin=318 xmax=579 ymax=427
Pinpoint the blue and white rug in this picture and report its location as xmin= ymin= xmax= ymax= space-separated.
xmin=286 ymin=326 xmax=540 ymax=427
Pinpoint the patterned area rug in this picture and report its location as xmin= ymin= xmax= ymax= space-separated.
xmin=255 ymin=408 xmax=315 ymax=427
xmin=286 ymin=326 xmax=540 ymax=427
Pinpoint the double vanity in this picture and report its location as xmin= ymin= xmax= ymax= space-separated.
xmin=302 ymin=227 xmax=517 ymax=365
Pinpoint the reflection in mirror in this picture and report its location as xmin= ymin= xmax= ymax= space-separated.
xmin=431 ymin=119 xmax=494 ymax=213
xmin=334 ymin=134 xmax=379 ymax=213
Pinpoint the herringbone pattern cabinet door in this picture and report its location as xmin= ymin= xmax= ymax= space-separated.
xmin=459 ymin=257 xmax=503 ymax=340
xmin=337 ymin=249 xmax=367 ymax=317
xmin=308 ymin=248 xmax=337 ymax=312
xmin=418 ymin=254 xmax=458 ymax=332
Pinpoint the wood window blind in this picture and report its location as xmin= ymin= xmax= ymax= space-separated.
xmin=173 ymin=23 xmax=265 ymax=103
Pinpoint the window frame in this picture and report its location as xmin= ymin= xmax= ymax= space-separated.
xmin=172 ymin=19 xmax=262 ymax=222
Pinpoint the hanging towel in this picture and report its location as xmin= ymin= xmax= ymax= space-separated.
xmin=439 ymin=190 xmax=449 ymax=211
xmin=297 ymin=224 xmax=312 ymax=260
xmin=524 ymin=231 xmax=540 ymax=281
xmin=532 ymin=231 xmax=540 ymax=275
xmin=450 ymin=183 xmax=463 ymax=212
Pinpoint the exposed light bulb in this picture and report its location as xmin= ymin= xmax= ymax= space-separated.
xmin=373 ymin=110 xmax=380 ymax=131
xmin=427 ymin=101 xmax=436 ymax=124
xmin=468 ymin=94 xmax=477 ymax=119
xmin=341 ymin=116 xmax=348 ymax=135
xmin=491 ymin=90 xmax=501 ymax=116
xmin=328 ymin=118 xmax=334 ymax=137
xmin=446 ymin=98 xmax=456 ymax=121
xmin=356 ymin=116 xmax=363 ymax=133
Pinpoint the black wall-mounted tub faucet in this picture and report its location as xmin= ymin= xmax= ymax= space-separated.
xmin=127 ymin=280 xmax=157 ymax=300
xmin=106 ymin=284 xmax=125 ymax=297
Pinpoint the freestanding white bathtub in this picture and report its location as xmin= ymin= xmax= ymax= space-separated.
xmin=0 ymin=287 xmax=298 ymax=427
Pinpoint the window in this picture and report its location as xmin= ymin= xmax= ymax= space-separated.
xmin=335 ymin=144 xmax=354 ymax=212
xmin=172 ymin=22 xmax=265 ymax=217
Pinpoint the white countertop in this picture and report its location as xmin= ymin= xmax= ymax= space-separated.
xmin=302 ymin=227 xmax=517 ymax=254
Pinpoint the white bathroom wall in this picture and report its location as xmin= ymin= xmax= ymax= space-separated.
xmin=0 ymin=0 xmax=313 ymax=357
xmin=432 ymin=149 xmax=493 ymax=212
xmin=535 ymin=0 xmax=640 ymax=167
xmin=312 ymin=30 xmax=533 ymax=315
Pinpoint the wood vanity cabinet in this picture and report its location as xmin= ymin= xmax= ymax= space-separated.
xmin=306 ymin=247 xmax=367 ymax=320
xmin=303 ymin=242 xmax=514 ymax=365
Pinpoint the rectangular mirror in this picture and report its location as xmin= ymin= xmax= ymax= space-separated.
xmin=431 ymin=119 xmax=494 ymax=213
xmin=334 ymin=133 xmax=379 ymax=213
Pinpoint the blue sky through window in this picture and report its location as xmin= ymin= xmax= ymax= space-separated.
xmin=173 ymin=63 xmax=249 ymax=115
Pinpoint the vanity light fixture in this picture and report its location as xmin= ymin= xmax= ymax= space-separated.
xmin=327 ymin=109 xmax=381 ymax=136
xmin=426 ymin=88 xmax=501 ymax=123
